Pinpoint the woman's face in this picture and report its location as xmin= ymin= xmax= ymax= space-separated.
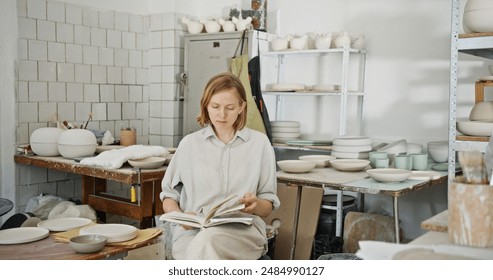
xmin=207 ymin=88 xmax=245 ymax=130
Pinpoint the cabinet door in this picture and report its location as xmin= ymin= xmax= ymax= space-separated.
xmin=184 ymin=38 xmax=246 ymax=135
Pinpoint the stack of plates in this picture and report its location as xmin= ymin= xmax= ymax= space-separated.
xmin=79 ymin=224 xmax=138 ymax=243
xmin=331 ymin=136 xmax=372 ymax=159
xmin=271 ymin=121 xmax=301 ymax=143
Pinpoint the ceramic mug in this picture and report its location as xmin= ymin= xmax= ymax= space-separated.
xmin=369 ymin=151 xmax=388 ymax=168
xmin=375 ymin=158 xmax=389 ymax=169
xmin=394 ymin=155 xmax=412 ymax=170
xmin=411 ymin=153 xmax=428 ymax=171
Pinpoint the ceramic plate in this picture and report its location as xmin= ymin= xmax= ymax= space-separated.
xmin=333 ymin=136 xmax=371 ymax=146
xmin=330 ymin=159 xmax=370 ymax=172
xmin=332 ymin=144 xmax=372 ymax=153
xmin=367 ymin=168 xmax=412 ymax=183
xmin=331 ymin=151 xmax=369 ymax=159
xmin=277 ymin=160 xmax=316 ymax=173
xmin=79 ymin=224 xmax=138 ymax=243
xmin=270 ymin=121 xmax=301 ymax=128
xmin=408 ymin=171 xmax=442 ymax=181
xmin=0 ymin=227 xmax=49 ymax=245
xmin=37 ymin=217 xmax=92 ymax=232
xmin=298 ymin=155 xmax=336 ymax=168
xmin=128 ymin=157 xmax=167 ymax=169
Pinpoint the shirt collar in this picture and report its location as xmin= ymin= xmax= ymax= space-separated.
xmin=202 ymin=125 xmax=250 ymax=143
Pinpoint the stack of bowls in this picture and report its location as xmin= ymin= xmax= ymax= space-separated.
xmin=463 ymin=0 xmax=493 ymax=33
xmin=427 ymin=141 xmax=448 ymax=163
xmin=331 ymin=136 xmax=372 ymax=159
xmin=271 ymin=121 xmax=301 ymax=143
xmin=457 ymin=101 xmax=493 ymax=137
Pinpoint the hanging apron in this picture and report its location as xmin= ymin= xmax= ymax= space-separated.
xmin=230 ymin=31 xmax=267 ymax=134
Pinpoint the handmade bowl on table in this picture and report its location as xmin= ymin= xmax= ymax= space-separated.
xmin=69 ymin=234 xmax=107 ymax=254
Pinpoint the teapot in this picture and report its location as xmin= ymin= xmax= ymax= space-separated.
xmin=232 ymin=16 xmax=253 ymax=32
xmin=181 ymin=17 xmax=204 ymax=34
xmin=218 ymin=18 xmax=236 ymax=32
xmin=200 ymin=18 xmax=221 ymax=33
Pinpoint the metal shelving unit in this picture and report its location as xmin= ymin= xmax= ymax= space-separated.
xmin=449 ymin=0 xmax=493 ymax=184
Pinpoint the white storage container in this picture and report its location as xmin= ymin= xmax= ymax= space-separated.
xmin=57 ymin=129 xmax=97 ymax=159
xmin=30 ymin=127 xmax=64 ymax=156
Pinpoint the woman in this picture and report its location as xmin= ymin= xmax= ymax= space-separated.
xmin=160 ymin=72 xmax=280 ymax=260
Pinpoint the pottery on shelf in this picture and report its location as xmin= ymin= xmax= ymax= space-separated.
xmin=232 ymin=16 xmax=253 ymax=32
xmin=200 ymin=18 xmax=221 ymax=33
xmin=314 ymin=33 xmax=332 ymax=49
xmin=288 ymin=34 xmax=308 ymax=50
xmin=218 ymin=18 xmax=236 ymax=32
xmin=334 ymin=32 xmax=351 ymax=48
xmin=463 ymin=0 xmax=493 ymax=33
xmin=270 ymin=36 xmax=289 ymax=51
xmin=181 ymin=17 xmax=204 ymax=34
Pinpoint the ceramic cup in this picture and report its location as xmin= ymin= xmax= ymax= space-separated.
xmin=411 ymin=153 xmax=428 ymax=171
xmin=369 ymin=151 xmax=388 ymax=168
xmin=394 ymin=155 xmax=412 ymax=170
xmin=375 ymin=158 xmax=389 ymax=169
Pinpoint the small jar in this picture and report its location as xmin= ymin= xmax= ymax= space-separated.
xmin=120 ymin=128 xmax=136 ymax=146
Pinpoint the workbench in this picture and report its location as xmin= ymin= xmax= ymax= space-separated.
xmin=14 ymin=155 xmax=166 ymax=228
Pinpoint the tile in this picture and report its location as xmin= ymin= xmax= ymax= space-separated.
xmin=37 ymin=20 xmax=56 ymax=41
xmin=83 ymin=84 xmax=100 ymax=102
xmin=18 ymin=60 xmax=38 ymax=81
xmin=38 ymin=61 xmax=57 ymax=82
xmin=136 ymin=33 xmax=148 ymax=51
xmin=122 ymin=103 xmax=136 ymax=119
xmin=17 ymin=0 xmax=27 ymax=18
xmin=57 ymin=180 xmax=75 ymax=200
xmin=75 ymin=102 xmax=91 ymax=121
xmin=57 ymin=63 xmax=75 ymax=82
xmin=149 ymin=66 xmax=161 ymax=83
xmin=57 ymin=22 xmax=74 ymax=43
xmin=136 ymin=102 xmax=148 ymax=119
xmin=91 ymin=65 xmax=107 ymax=84
xmin=82 ymin=7 xmax=99 ymax=27
xmin=129 ymin=14 xmax=143 ymax=33
xmin=99 ymin=47 xmax=114 ymax=66
xmin=48 ymin=42 xmax=65 ymax=62
xmin=18 ymin=81 xmax=29 ymax=102
xmin=149 ymin=31 xmax=162 ymax=49
xmin=142 ymin=51 xmax=149 ymax=68
xmin=129 ymin=85 xmax=143 ymax=102
xmin=161 ymin=48 xmax=174 ymax=66
xmin=149 ymin=100 xmax=162 ymax=118
xmin=122 ymin=31 xmax=136 ymax=49
xmin=136 ymin=68 xmax=148 ymax=85
xmin=74 ymin=25 xmax=91 ymax=45
xmin=19 ymin=184 xmax=40 ymax=207
xmin=29 ymin=81 xmax=48 ymax=102
xmin=66 ymin=83 xmax=83 ymax=102
xmin=142 ymin=84 xmax=149 ymax=102
xmin=107 ymin=102 xmax=122 ymax=120
xmin=149 ymin=118 xmax=161 ymax=134
xmin=99 ymin=10 xmax=115 ymax=30
xmin=161 ymin=30 xmax=175 ymax=48
xmin=27 ymin=0 xmax=46 ymax=20
xmin=115 ymin=85 xmax=129 ymax=102
xmin=17 ymin=123 xmax=29 ymax=144
xmin=57 ymin=102 xmax=75 ymax=121
xmin=18 ymin=102 xmax=38 ymax=123
xmin=99 ymin=121 xmax=115 ymax=135
xmin=115 ymin=12 xmax=129 ymax=31
xmin=18 ymin=17 xmax=36 ymax=39
xmin=108 ymin=66 xmax=122 ymax=84
xmin=128 ymin=50 xmax=142 ymax=68
xmin=142 ymin=15 xmax=150 ymax=33
xmin=47 ymin=1 xmax=65 ymax=22
xmin=107 ymin=30 xmax=122 ymax=48
xmin=82 ymin=45 xmax=98 ymax=64
xmin=66 ymin=44 xmax=83 ymax=64
xmin=162 ymin=117 xmax=182 ymax=135
xmin=39 ymin=102 xmax=58 ymax=122
xmin=162 ymin=100 xmax=181 ymax=118
xmin=122 ymin=68 xmax=136 ymax=85
xmin=100 ymin=85 xmax=115 ymax=102
xmin=48 ymin=82 xmax=66 ymax=102
xmin=92 ymin=103 xmax=107 ymax=121
xmin=91 ymin=27 xmax=106 ymax=47
xmin=149 ymin=49 xmax=161 ymax=66
xmin=162 ymin=83 xmax=178 ymax=101
xmin=115 ymin=49 xmax=129 ymax=67
xmin=150 ymin=14 xmax=162 ymax=31
xmin=161 ymin=65 xmax=178 ymax=83
xmin=162 ymin=12 xmax=176 ymax=30
xmin=66 ymin=3 xmax=83 ymax=25
xmin=39 ymin=182 xmax=57 ymax=197
xmin=18 ymin=39 xmax=28 ymax=60
xmin=28 ymin=40 xmax=48 ymax=61
xmin=149 ymin=84 xmax=162 ymax=101
xmin=74 ymin=64 xmax=91 ymax=83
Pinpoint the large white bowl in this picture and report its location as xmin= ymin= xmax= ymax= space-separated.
xmin=277 ymin=160 xmax=316 ymax=173
xmin=298 ymin=155 xmax=336 ymax=168
xmin=330 ymin=159 xmax=370 ymax=172
xmin=128 ymin=157 xmax=166 ymax=169
xmin=57 ymin=129 xmax=97 ymax=159
xmin=332 ymin=144 xmax=372 ymax=153
xmin=463 ymin=9 xmax=493 ymax=33
xmin=30 ymin=127 xmax=64 ymax=156
xmin=457 ymin=119 xmax=493 ymax=136
xmin=427 ymin=141 xmax=449 ymax=163
xmin=332 ymin=136 xmax=371 ymax=146
xmin=465 ymin=0 xmax=493 ymax=12
xmin=367 ymin=168 xmax=412 ymax=183
xmin=469 ymin=101 xmax=493 ymax=121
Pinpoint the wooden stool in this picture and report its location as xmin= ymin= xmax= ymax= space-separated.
xmin=474 ymin=80 xmax=493 ymax=103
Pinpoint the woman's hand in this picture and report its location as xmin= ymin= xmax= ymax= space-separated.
xmin=240 ymin=192 xmax=258 ymax=214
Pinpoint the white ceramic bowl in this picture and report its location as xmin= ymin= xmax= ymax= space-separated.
xmin=427 ymin=141 xmax=449 ymax=163
xmin=277 ymin=160 xmax=316 ymax=173
xmin=367 ymin=168 xmax=412 ymax=183
xmin=128 ymin=157 xmax=167 ymax=169
xmin=270 ymin=121 xmax=300 ymax=128
xmin=463 ymin=9 xmax=493 ymax=33
xmin=469 ymin=101 xmax=493 ymax=121
xmin=298 ymin=155 xmax=336 ymax=168
xmin=330 ymin=159 xmax=370 ymax=172
xmin=332 ymin=136 xmax=371 ymax=146
xmin=271 ymin=126 xmax=300 ymax=133
xmin=331 ymin=150 xmax=369 ymax=159
xmin=69 ymin=234 xmax=107 ymax=254
xmin=465 ymin=0 xmax=493 ymax=11
xmin=30 ymin=127 xmax=64 ymax=156
xmin=272 ymin=132 xmax=301 ymax=139
xmin=457 ymin=119 xmax=493 ymax=136
xmin=332 ymin=144 xmax=372 ymax=153
xmin=406 ymin=143 xmax=423 ymax=154
xmin=271 ymin=37 xmax=289 ymax=51
xmin=57 ymin=129 xmax=98 ymax=159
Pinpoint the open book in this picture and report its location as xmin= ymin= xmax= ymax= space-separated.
xmin=159 ymin=195 xmax=254 ymax=228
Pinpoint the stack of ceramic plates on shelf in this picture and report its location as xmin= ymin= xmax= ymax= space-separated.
xmin=331 ymin=136 xmax=372 ymax=159
xmin=79 ymin=223 xmax=138 ymax=243
xmin=271 ymin=121 xmax=301 ymax=143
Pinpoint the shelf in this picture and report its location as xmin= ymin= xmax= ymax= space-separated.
xmin=264 ymin=48 xmax=366 ymax=57
xmin=456 ymin=135 xmax=489 ymax=142
xmin=458 ymin=33 xmax=493 ymax=59
xmin=262 ymin=90 xmax=364 ymax=96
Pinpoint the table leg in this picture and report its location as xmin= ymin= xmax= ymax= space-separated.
xmin=393 ymin=196 xmax=400 ymax=244
xmin=335 ymin=190 xmax=343 ymax=237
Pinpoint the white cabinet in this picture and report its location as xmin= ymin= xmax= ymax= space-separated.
xmin=261 ymin=47 xmax=367 ymax=139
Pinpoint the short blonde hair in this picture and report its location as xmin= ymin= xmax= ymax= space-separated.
xmin=196 ymin=72 xmax=248 ymax=130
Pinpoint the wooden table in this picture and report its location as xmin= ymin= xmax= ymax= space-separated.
xmin=14 ymin=155 xmax=166 ymax=228
xmin=0 ymin=232 xmax=161 ymax=260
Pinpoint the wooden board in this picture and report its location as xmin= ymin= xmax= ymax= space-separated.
xmin=342 ymin=212 xmax=396 ymax=253
xmin=460 ymin=32 xmax=493 ymax=38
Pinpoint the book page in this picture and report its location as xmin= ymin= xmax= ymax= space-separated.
xmin=159 ymin=211 xmax=206 ymax=228
xmin=204 ymin=195 xmax=242 ymax=222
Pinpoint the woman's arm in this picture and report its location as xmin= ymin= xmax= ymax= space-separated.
xmin=162 ymin=198 xmax=182 ymax=213
xmin=240 ymin=193 xmax=273 ymax=217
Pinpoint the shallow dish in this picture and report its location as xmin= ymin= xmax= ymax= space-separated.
xmin=331 ymin=151 xmax=369 ymax=159
xmin=128 ymin=157 xmax=166 ymax=169
xmin=333 ymin=136 xmax=371 ymax=146
xmin=277 ymin=160 xmax=316 ymax=173
xmin=69 ymin=234 xmax=107 ymax=254
xmin=329 ymin=159 xmax=370 ymax=172
xmin=0 ymin=227 xmax=49 ymax=245
xmin=298 ymin=155 xmax=336 ymax=168
xmin=457 ymin=119 xmax=493 ymax=137
xmin=366 ymin=168 xmax=412 ymax=183
xmin=79 ymin=224 xmax=138 ymax=243
xmin=37 ymin=217 xmax=92 ymax=232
